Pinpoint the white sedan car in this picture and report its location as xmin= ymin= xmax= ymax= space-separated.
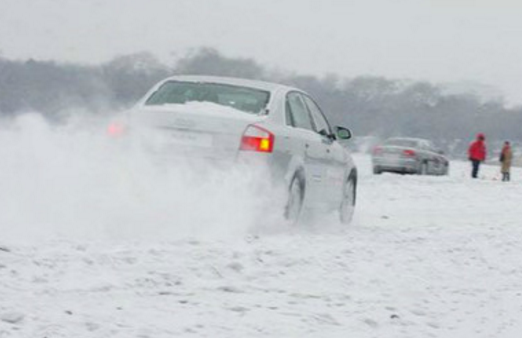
xmin=109 ymin=75 xmax=357 ymax=224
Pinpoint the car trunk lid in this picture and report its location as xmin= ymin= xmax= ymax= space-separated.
xmin=129 ymin=102 xmax=265 ymax=161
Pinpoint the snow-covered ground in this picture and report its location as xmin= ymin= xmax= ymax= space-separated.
xmin=1 ymin=116 xmax=522 ymax=337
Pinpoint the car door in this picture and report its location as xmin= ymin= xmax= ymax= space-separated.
xmin=302 ymin=95 xmax=347 ymax=205
xmin=285 ymin=92 xmax=329 ymax=204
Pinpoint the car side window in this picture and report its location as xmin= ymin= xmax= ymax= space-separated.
xmin=286 ymin=92 xmax=314 ymax=131
xmin=302 ymin=95 xmax=332 ymax=136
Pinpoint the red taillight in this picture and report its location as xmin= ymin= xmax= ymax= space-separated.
xmin=240 ymin=125 xmax=274 ymax=153
xmin=373 ymin=146 xmax=382 ymax=155
xmin=403 ymin=149 xmax=416 ymax=157
xmin=107 ymin=122 xmax=125 ymax=137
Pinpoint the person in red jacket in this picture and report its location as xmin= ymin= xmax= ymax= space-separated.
xmin=468 ymin=133 xmax=487 ymax=178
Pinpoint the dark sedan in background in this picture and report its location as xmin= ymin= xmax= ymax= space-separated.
xmin=372 ymin=137 xmax=449 ymax=175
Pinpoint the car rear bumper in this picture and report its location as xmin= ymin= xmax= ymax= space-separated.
xmin=372 ymin=157 xmax=418 ymax=173
xmin=146 ymin=145 xmax=286 ymax=181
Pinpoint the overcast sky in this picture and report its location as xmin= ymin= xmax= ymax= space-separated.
xmin=1 ymin=0 xmax=521 ymax=104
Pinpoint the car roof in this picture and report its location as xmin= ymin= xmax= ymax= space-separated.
xmin=386 ymin=137 xmax=430 ymax=143
xmin=159 ymin=75 xmax=298 ymax=93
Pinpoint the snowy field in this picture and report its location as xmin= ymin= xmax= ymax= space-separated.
xmin=1 ymin=116 xmax=522 ymax=337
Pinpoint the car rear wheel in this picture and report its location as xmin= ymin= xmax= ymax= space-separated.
xmin=373 ymin=166 xmax=382 ymax=175
xmin=443 ymin=163 xmax=449 ymax=175
xmin=418 ymin=161 xmax=428 ymax=175
xmin=340 ymin=174 xmax=356 ymax=225
xmin=284 ymin=173 xmax=305 ymax=224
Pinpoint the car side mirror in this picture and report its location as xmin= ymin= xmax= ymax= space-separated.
xmin=335 ymin=126 xmax=352 ymax=140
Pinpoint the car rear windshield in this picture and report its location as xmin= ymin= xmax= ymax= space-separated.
xmin=385 ymin=139 xmax=420 ymax=147
xmin=145 ymin=81 xmax=270 ymax=114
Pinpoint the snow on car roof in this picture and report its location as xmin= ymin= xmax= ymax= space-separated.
xmin=387 ymin=137 xmax=429 ymax=142
xmin=385 ymin=137 xmax=434 ymax=146
xmin=160 ymin=75 xmax=297 ymax=93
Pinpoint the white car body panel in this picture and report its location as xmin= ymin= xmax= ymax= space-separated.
xmin=122 ymin=75 xmax=357 ymax=217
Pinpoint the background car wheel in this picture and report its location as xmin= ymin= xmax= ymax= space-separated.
xmin=373 ymin=166 xmax=381 ymax=175
xmin=340 ymin=174 xmax=356 ymax=225
xmin=418 ymin=161 xmax=428 ymax=175
xmin=284 ymin=173 xmax=305 ymax=224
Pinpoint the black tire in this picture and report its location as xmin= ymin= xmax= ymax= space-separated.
xmin=284 ymin=172 xmax=305 ymax=224
xmin=340 ymin=173 xmax=357 ymax=225
xmin=373 ymin=166 xmax=382 ymax=175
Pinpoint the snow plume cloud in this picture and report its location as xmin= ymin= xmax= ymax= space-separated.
xmin=0 ymin=112 xmax=284 ymax=243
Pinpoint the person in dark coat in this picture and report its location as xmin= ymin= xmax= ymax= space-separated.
xmin=468 ymin=133 xmax=486 ymax=178
xmin=499 ymin=141 xmax=513 ymax=182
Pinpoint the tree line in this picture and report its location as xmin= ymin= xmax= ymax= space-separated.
xmin=1 ymin=48 xmax=520 ymax=156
